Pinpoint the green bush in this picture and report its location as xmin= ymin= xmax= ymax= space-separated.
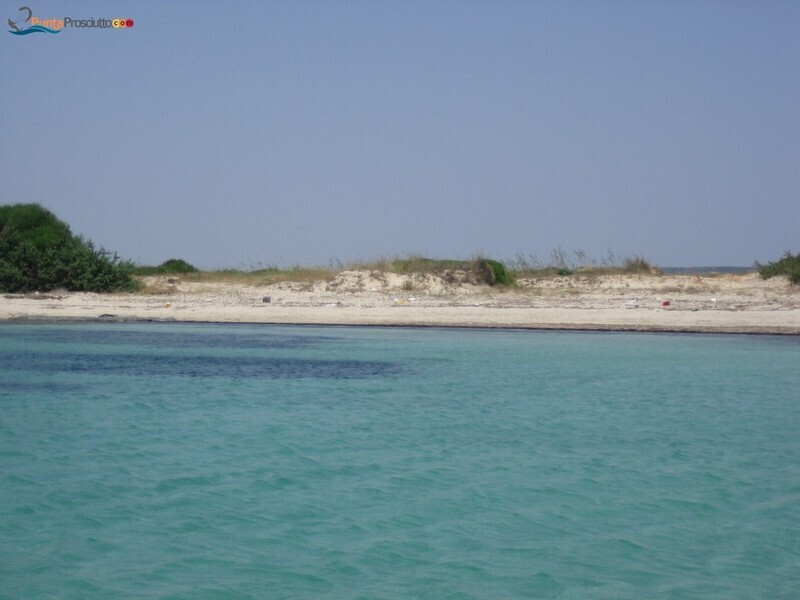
xmin=473 ymin=258 xmax=514 ymax=286
xmin=757 ymin=251 xmax=800 ymax=285
xmin=135 ymin=258 xmax=198 ymax=275
xmin=160 ymin=258 xmax=198 ymax=273
xmin=0 ymin=203 xmax=138 ymax=293
xmin=0 ymin=203 xmax=72 ymax=248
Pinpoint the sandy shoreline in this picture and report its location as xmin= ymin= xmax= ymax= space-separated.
xmin=2 ymin=272 xmax=799 ymax=335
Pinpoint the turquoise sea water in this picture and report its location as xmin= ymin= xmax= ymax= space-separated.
xmin=1 ymin=323 xmax=798 ymax=599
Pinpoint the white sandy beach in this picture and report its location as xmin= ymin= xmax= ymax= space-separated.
xmin=1 ymin=271 xmax=798 ymax=334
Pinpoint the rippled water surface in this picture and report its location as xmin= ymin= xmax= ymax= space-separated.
xmin=1 ymin=323 xmax=798 ymax=598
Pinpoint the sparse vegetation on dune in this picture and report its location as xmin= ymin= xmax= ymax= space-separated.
xmin=186 ymin=266 xmax=336 ymax=285
xmin=137 ymin=264 xmax=338 ymax=287
xmin=133 ymin=250 xmax=661 ymax=290
xmin=135 ymin=255 xmax=518 ymax=287
xmin=508 ymin=249 xmax=661 ymax=278
xmin=354 ymin=255 xmax=514 ymax=286
xmin=350 ymin=255 xmax=473 ymax=273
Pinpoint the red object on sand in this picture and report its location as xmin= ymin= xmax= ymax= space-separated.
xmin=662 ymin=300 xmax=671 ymax=307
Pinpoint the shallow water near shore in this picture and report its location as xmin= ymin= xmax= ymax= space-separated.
xmin=1 ymin=322 xmax=798 ymax=598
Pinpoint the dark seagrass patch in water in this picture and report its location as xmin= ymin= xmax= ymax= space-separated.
xmin=3 ymin=351 xmax=405 ymax=380
xmin=7 ymin=327 xmax=339 ymax=351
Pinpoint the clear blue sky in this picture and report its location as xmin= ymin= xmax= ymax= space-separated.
xmin=2 ymin=1 xmax=798 ymax=268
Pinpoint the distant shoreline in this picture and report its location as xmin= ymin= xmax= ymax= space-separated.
xmin=2 ymin=271 xmax=798 ymax=335
xmin=2 ymin=314 xmax=797 ymax=336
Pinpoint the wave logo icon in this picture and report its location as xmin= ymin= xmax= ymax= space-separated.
xmin=8 ymin=6 xmax=61 ymax=35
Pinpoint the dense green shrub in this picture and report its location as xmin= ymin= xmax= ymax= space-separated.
xmin=473 ymin=258 xmax=514 ymax=286
xmin=159 ymin=258 xmax=198 ymax=273
xmin=134 ymin=258 xmax=198 ymax=275
xmin=0 ymin=203 xmax=72 ymax=248
xmin=757 ymin=251 xmax=800 ymax=285
xmin=485 ymin=259 xmax=514 ymax=285
xmin=0 ymin=203 xmax=138 ymax=293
